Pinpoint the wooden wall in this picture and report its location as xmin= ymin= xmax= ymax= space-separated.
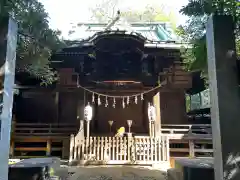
xmin=16 ymin=91 xmax=57 ymax=123
xmin=58 ymin=92 xmax=78 ymax=124
xmin=160 ymin=90 xmax=187 ymax=124
xmin=15 ymin=88 xmax=188 ymax=129
xmin=15 ymin=90 xmax=80 ymax=125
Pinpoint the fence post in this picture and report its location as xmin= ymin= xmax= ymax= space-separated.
xmin=166 ymin=136 xmax=170 ymax=161
xmin=189 ymin=140 xmax=195 ymax=158
xmin=128 ymin=135 xmax=134 ymax=162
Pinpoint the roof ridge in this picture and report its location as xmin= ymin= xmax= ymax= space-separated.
xmin=77 ymin=22 xmax=170 ymax=26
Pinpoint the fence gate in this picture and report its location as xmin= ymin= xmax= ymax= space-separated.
xmin=70 ymin=136 xmax=169 ymax=165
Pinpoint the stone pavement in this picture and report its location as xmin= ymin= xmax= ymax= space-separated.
xmin=67 ymin=166 xmax=167 ymax=180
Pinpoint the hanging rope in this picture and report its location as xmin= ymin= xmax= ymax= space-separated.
xmin=77 ymin=83 xmax=162 ymax=98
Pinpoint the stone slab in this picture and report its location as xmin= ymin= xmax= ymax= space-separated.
xmin=9 ymin=167 xmax=46 ymax=180
xmin=174 ymin=158 xmax=213 ymax=168
xmin=10 ymin=157 xmax=60 ymax=168
xmin=206 ymin=15 xmax=240 ymax=180
xmin=168 ymin=158 xmax=214 ymax=180
xmin=9 ymin=158 xmax=61 ymax=180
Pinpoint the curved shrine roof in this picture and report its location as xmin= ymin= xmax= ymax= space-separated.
xmin=66 ymin=21 xmax=189 ymax=49
xmin=69 ymin=22 xmax=176 ymax=42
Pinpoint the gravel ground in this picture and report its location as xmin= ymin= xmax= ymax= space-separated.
xmin=68 ymin=166 xmax=167 ymax=180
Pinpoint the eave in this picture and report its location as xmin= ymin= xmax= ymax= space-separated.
xmin=145 ymin=43 xmax=192 ymax=49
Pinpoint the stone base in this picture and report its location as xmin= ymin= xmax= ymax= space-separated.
xmin=69 ymin=160 xmax=78 ymax=166
xmin=167 ymin=168 xmax=182 ymax=180
xmin=151 ymin=162 xmax=170 ymax=171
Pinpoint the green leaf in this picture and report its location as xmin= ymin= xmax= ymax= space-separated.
xmin=179 ymin=0 xmax=240 ymax=81
xmin=2 ymin=0 xmax=66 ymax=85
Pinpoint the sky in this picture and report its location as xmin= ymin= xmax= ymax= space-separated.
xmin=40 ymin=0 xmax=189 ymax=38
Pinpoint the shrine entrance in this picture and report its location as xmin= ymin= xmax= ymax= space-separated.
xmin=93 ymin=95 xmax=148 ymax=135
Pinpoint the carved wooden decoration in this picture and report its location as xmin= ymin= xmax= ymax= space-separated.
xmin=58 ymin=68 xmax=79 ymax=87
xmin=171 ymin=62 xmax=192 ymax=88
xmin=158 ymin=62 xmax=192 ymax=88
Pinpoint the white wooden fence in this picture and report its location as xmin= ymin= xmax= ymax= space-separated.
xmin=69 ymin=136 xmax=169 ymax=165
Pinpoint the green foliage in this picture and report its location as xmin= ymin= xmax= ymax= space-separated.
xmin=0 ymin=0 xmax=65 ymax=84
xmin=89 ymin=0 xmax=177 ymax=27
xmin=121 ymin=6 xmax=177 ymax=28
xmin=178 ymin=0 xmax=240 ymax=76
xmin=70 ymin=2 xmax=177 ymax=38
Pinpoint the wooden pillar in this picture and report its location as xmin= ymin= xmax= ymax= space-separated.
xmin=86 ymin=121 xmax=90 ymax=139
xmin=10 ymin=140 xmax=14 ymax=157
xmin=153 ymin=92 xmax=161 ymax=136
xmin=76 ymin=96 xmax=84 ymax=132
xmin=206 ymin=15 xmax=240 ymax=180
xmin=62 ymin=138 xmax=70 ymax=159
xmin=46 ymin=139 xmax=51 ymax=156
xmin=0 ymin=16 xmax=17 ymax=180
xmin=151 ymin=123 xmax=155 ymax=137
xmin=149 ymin=121 xmax=152 ymax=137
xmin=189 ymin=140 xmax=195 ymax=158
xmin=55 ymin=92 xmax=59 ymax=123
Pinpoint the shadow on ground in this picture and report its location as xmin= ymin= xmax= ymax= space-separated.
xmin=68 ymin=166 xmax=166 ymax=180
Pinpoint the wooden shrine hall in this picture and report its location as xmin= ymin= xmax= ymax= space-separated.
xmin=50 ymin=22 xmax=192 ymax=134
xmin=11 ymin=20 xmax=199 ymax=165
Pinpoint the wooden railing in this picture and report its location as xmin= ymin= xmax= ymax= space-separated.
xmin=162 ymin=124 xmax=213 ymax=158
xmin=12 ymin=122 xmax=213 ymax=159
xmin=169 ymin=138 xmax=213 ymax=157
xmin=14 ymin=123 xmax=77 ymax=136
xmin=11 ymin=137 xmax=70 ymax=159
xmin=69 ymin=136 xmax=169 ymax=165
xmin=13 ymin=123 xmax=211 ymax=136
xmin=162 ymin=124 xmax=212 ymax=135
xmin=11 ymin=122 xmax=81 ymax=159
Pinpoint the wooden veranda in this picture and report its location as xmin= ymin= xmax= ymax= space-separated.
xmin=10 ymin=121 xmax=213 ymax=161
